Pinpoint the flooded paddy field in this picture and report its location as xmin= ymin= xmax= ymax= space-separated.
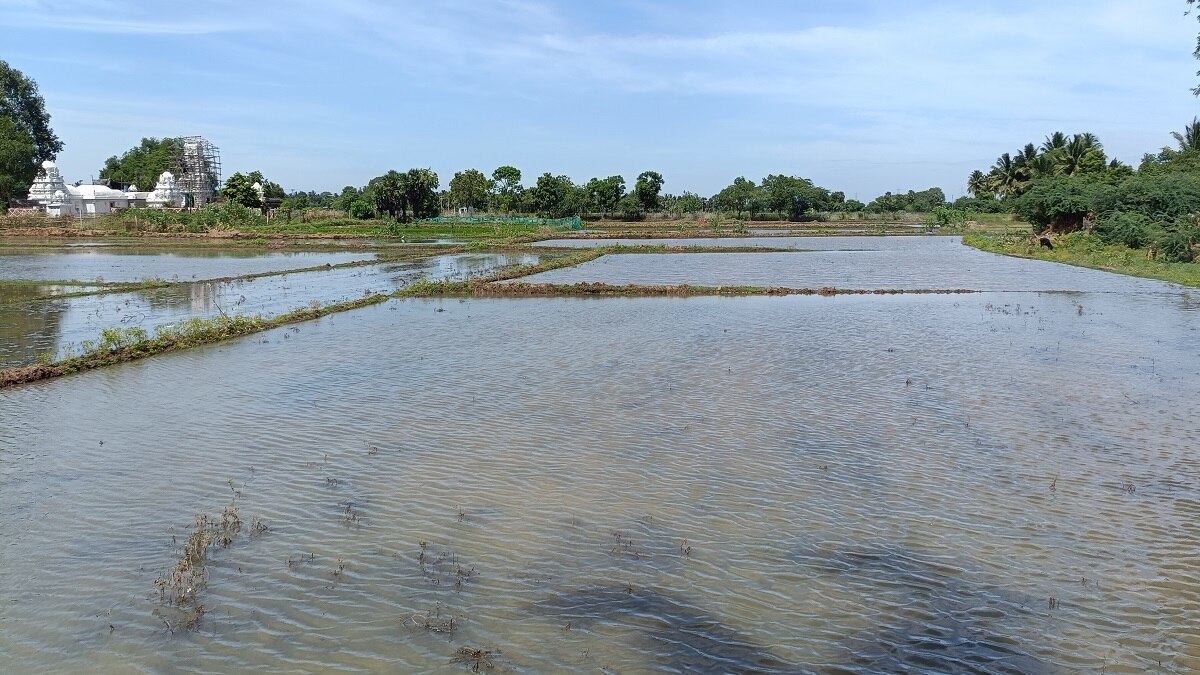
xmin=518 ymin=243 xmax=1188 ymax=293
xmin=0 ymin=248 xmax=379 ymax=283
xmin=2 ymin=237 xmax=1199 ymax=672
xmin=533 ymin=235 xmax=955 ymax=251
xmin=0 ymin=252 xmax=539 ymax=368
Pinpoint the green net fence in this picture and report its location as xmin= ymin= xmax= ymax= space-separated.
xmin=413 ymin=216 xmax=583 ymax=229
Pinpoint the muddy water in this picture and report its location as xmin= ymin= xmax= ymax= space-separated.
xmin=0 ymin=249 xmax=378 ymax=283
xmin=2 ymin=278 xmax=1199 ymax=672
xmin=0 ymin=253 xmax=539 ymax=368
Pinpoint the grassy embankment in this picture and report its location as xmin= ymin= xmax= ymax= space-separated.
xmin=963 ymin=232 xmax=1200 ymax=288
xmin=0 ymin=294 xmax=389 ymax=388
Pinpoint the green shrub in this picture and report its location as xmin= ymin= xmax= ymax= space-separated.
xmin=1156 ymin=224 xmax=1199 ymax=263
xmin=1094 ymin=212 xmax=1152 ymax=249
xmin=348 ymin=200 xmax=374 ymax=219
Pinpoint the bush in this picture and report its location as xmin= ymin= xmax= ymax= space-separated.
xmin=348 ymin=200 xmax=374 ymax=219
xmin=952 ymin=196 xmax=1008 ymax=213
xmin=1094 ymin=212 xmax=1152 ymax=249
xmin=1156 ymin=224 xmax=1199 ymax=263
xmin=1014 ymin=176 xmax=1108 ymax=232
xmin=928 ymin=207 xmax=968 ymax=228
xmin=1095 ymin=173 xmax=1200 ymax=221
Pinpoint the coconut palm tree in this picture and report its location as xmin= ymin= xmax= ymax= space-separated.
xmin=1171 ymin=117 xmax=1200 ymax=153
xmin=967 ymin=169 xmax=990 ymax=198
xmin=1027 ymin=153 xmax=1057 ymax=179
xmin=1055 ymin=134 xmax=1106 ymax=176
xmin=1076 ymin=132 xmax=1103 ymax=152
xmin=990 ymin=153 xmax=1026 ymax=197
xmin=1041 ymin=132 xmax=1068 ymax=154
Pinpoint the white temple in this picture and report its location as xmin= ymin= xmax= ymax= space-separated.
xmin=27 ymin=161 xmax=185 ymax=217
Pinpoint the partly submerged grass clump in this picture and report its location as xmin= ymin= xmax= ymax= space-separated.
xmin=154 ymin=486 xmax=268 ymax=632
xmin=400 ymin=280 xmax=978 ymax=299
xmin=0 ymin=294 xmax=389 ymax=388
xmin=963 ymin=232 xmax=1200 ymax=288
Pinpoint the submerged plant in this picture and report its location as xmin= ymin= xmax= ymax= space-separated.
xmin=451 ymin=646 xmax=500 ymax=673
xmin=153 ymin=490 xmax=266 ymax=632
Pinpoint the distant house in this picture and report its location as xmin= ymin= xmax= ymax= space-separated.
xmin=27 ymin=161 xmax=185 ymax=217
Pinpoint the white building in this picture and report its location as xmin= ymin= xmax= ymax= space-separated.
xmin=27 ymin=161 xmax=185 ymax=217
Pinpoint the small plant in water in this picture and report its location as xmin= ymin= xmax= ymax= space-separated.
xmin=250 ymin=517 xmax=270 ymax=537
xmin=403 ymin=603 xmax=460 ymax=636
xmin=451 ymin=646 xmax=499 ymax=673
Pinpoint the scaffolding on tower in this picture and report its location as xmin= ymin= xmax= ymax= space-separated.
xmin=171 ymin=136 xmax=221 ymax=208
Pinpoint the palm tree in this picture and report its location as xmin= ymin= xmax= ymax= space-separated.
xmin=1076 ymin=132 xmax=1103 ymax=152
xmin=990 ymin=153 xmax=1026 ymax=197
xmin=1019 ymin=143 xmax=1040 ymax=166
xmin=1027 ymin=153 xmax=1056 ymax=179
xmin=1171 ymin=117 xmax=1200 ymax=153
xmin=1041 ymin=132 xmax=1068 ymax=154
xmin=967 ymin=170 xmax=989 ymax=198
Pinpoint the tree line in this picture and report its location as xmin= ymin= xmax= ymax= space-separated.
xmin=270 ymin=167 xmax=953 ymax=222
xmin=962 ymin=120 xmax=1200 ymax=261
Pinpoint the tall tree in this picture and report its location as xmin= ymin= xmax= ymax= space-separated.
xmin=967 ymin=170 xmax=990 ymax=198
xmin=584 ymin=175 xmax=625 ymax=217
xmin=1172 ymin=117 xmax=1200 ymax=152
xmin=491 ymin=165 xmax=522 ymax=213
xmin=760 ymin=174 xmax=823 ymax=220
xmin=449 ymin=168 xmax=493 ymax=211
xmin=634 ymin=171 xmax=664 ymax=212
xmin=717 ymin=176 xmax=760 ymax=218
xmin=333 ymin=185 xmax=361 ymax=214
xmin=402 ymin=168 xmax=440 ymax=218
xmin=530 ymin=173 xmax=576 ymax=218
xmin=367 ymin=170 xmax=405 ymax=218
xmin=222 ymin=172 xmax=262 ymax=208
xmin=1041 ymin=132 xmax=1068 ymax=154
xmin=989 ymin=153 xmax=1026 ymax=198
xmin=0 ymin=61 xmax=62 ymax=163
xmin=0 ymin=116 xmax=36 ymax=211
xmin=99 ymin=138 xmax=182 ymax=190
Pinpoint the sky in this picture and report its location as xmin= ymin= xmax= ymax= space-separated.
xmin=2 ymin=0 xmax=1199 ymax=200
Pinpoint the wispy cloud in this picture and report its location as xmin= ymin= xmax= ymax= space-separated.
xmin=5 ymin=0 xmax=1197 ymax=197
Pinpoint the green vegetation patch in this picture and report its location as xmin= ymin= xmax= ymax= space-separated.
xmin=962 ymin=233 xmax=1200 ymax=288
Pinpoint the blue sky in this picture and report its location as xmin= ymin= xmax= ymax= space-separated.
xmin=2 ymin=0 xmax=1198 ymax=199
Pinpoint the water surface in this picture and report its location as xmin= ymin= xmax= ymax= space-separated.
xmin=0 ymin=253 xmax=539 ymax=367
xmin=0 ymin=249 xmax=378 ymax=283
xmin=516 ymin=246 xmax=1188 ymax=293
xmin=2 ymin=284 xmax=1198 ymax=672
xmin=532 ymin=235 xmax=955 ymax=251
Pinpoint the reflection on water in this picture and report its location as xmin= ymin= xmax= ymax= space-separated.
xmin=0 ymin=249 xmax=379 ymax=283
xmin=1 ymin=287 xmax=1198 ymax=672
xmin=0 ymin=253 xmax=539 ymax=367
